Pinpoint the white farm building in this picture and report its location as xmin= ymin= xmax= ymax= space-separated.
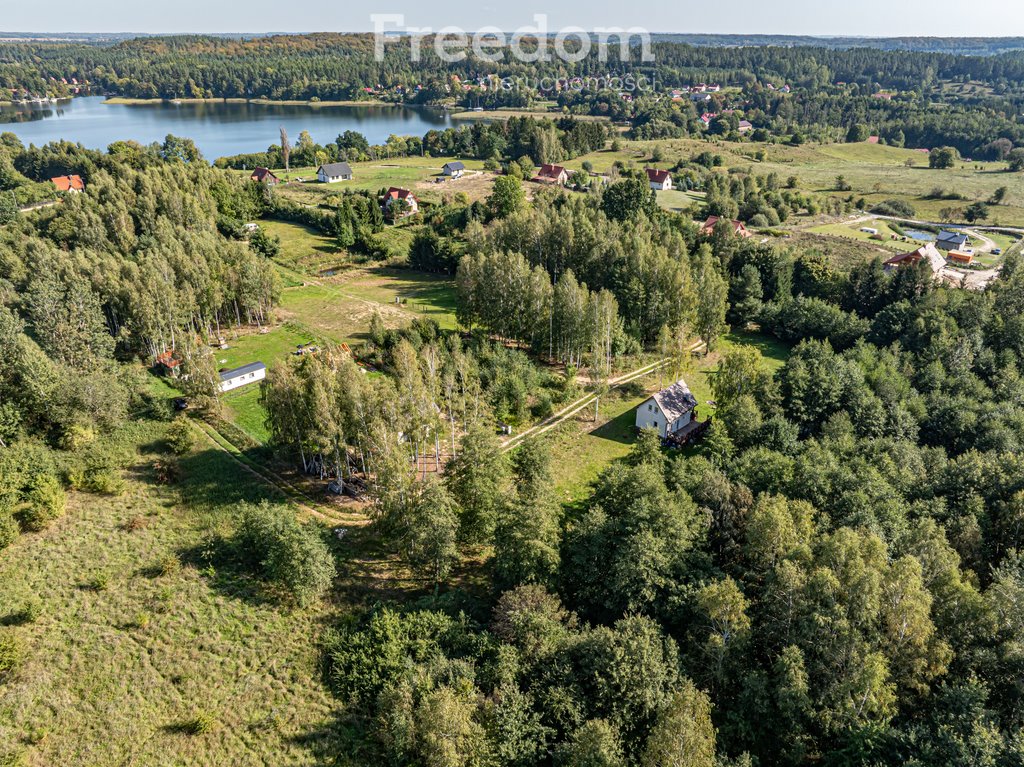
xmin=219 ymin=362 xmax=267 ymax=393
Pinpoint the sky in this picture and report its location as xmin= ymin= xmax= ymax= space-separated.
xmin=2 ymin=0 xmax=1024 ymax=37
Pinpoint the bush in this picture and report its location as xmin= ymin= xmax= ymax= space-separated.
xmin=19 ymin=474 xmax=66 ymax=532
xmin=531 ymin=392 xmax=554 ymax=420
xmin=0 ymin=632 xmax=23 ymax=680
xmin=7 ymin=598 xmax=42 ymax=625
xmin=180 ymin=710 xmax=216 ymax=735
xmin=236 ymin=502 xmax=336 ymax=606
xmin=166 ymin=418 xmax=196 ymax=455
xmin=0 ymin=510 xmax=18 ymax=550
xmin=870 ymin=198 xmax=916 ymax=218
xmin=158 ymin=554 xmax=181 ymax=577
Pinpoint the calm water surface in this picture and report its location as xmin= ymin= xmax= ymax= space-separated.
xmin=0 ymin=96 xmax=464 ymax=160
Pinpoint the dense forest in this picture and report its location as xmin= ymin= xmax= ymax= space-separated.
xmin=4 ymin=34 xmax=1024 ymax=156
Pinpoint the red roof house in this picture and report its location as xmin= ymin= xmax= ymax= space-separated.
xmin=645 ymin=168 xmax=674 ymax=190
xmin=532 ymin=164 xmax=569 ymax=185
xmin=383 ymin=187 xmax=419 ymax=215
xmin=700 ymin=216 xmax=752 ymax=238
xmin=51 ymin=175 xmax=84 ymax=193
xmin=250 ymin=167 xmax=280 ymax=185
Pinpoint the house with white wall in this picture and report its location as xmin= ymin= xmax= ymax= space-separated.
xmin=219 ymin=362 xmax=266 ymax=393
xmin=635 ymin=379 xmax=698 ymax=439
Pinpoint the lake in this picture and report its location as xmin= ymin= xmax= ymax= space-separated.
xmin=0 ymin=96 xmax=466 ymax=160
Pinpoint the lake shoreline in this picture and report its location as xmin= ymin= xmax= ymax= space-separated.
xmin=103 ymin=96 xmax=391 ymax=108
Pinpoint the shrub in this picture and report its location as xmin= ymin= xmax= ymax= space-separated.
xmin=236 ymin=502 xmax=336 ymax=606
xmin=531 ymin=392 xmax=554 ymax=420
xmin=153 ymin=457 xmax=181 ymax=485
xmin=870 ymin=198 xmax=916 ymax=218
xmin=0 ymin=510 xmax=18 ymax=550
xmin=180 ymin=710 xmax=216 ymax=735
xmin=158 ymin=554 xmax=181 ymax=577
xmin=20 ymin=474 xmax=66 ymax=532
xmin=0 ymin=632 xmax=23 ymax=680
xmin=8 ymin=598 xmax=42 ymax=625
xmin=166 ymin=418 xmax=196 ymax=455
xmin=90 ymin=573 xmax=110 ymax=592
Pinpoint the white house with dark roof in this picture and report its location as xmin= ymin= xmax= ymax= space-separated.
xmin=218 ymin=362 xmax=267 ymax=393
xmin=442 ymin=161 xmax=465 ymax=178
xmin=636 ymin=379 xmax=698 ymax=439
xmin=317 ymin=162 xmax=353 ymax=183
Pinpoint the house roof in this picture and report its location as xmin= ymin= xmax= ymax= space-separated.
xmin=385 ymin=186 xmax=416 ymax=201
xmin=938 ymin=230 xmax=969 ymax=245
xmin=155 ymin=350 xmax=180 ymax=369
xmin=738 ymin=120 xmax=753 ymax=129
xmin=884 ymin=242 xmax=946 ymax=274
xmin=701 ymin=216 xmax=751 ymax=236
xmin=649 ymin=380 xmax=698 ymax=422
xmin=443 ymin=161 xmax=465 ymax=171
xmin=535 ymin=163 xmax=567 ymax=181
xmin=646 ymin=168 xmax=672 ymax=183
xmin=51 ymin=175 xmax=84 ymax=192
xmin=318 ymin=161 xmax=353 ymax=177
xmin=219 ymin=362 xmax=266 ymax=381
xmin=250 ymin=167 xmax=279 ymax=182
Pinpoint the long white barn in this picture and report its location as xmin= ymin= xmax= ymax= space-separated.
xmin=219 ymin=362 xmax=266 ymax=393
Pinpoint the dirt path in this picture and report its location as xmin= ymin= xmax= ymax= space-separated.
xmin=192 ymin=419 xmax=359 ymax=527
xmin=502 ymin=342 xmax=706 ymax=452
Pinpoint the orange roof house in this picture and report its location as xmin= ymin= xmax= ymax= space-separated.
xmin=947 ymin=250 xmax=974 ymax=265
xmin=383 ymin=187 xmax=419 ymax=215
xmin=699 ymin=216 xmax=752 ymax=238
xmin=51 ymin=175 xmax=84 ymax=193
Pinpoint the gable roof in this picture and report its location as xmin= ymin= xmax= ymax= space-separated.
xmin=154 ymin=350 xmax=180 ymax=369
xmin=884 ymin=242 xmax=946 ymax=274
xmin=219 ymin=362 xmax=266 ymax=382
xmin=701 ymin=216 xmax=751 ymax=237
xmin=937 ymin=230 xmax=969 ymax=245
xmin=649 ymin=380 xmax=698 ymax=422
xmin=318 ymin=161 xmax=353 ymax=177
xmin=443 ymin=161 xmax=465 ymax=171
xmin=385 ymin=186 xmax=416 ymax=201
xmin=646 ymin=168 xmax=672 ymax=183
xmin=51 ymin=174 xmax=84 ymax=192
xmin=250 ymin=167 xmax=279 ymax=183
xmin=534 ymin=163 xmax=567 ymax=181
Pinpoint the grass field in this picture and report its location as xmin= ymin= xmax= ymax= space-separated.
xmin=548 ymin=331 xmax=789 ymax=502
xmin=253 ymin=155 xmax=497 ymax=206
xmin=277 ymin=268 xmax=457 ymax=344
xmin=568 ymin=137 xmax=1024 ymax=226
xmin=0 ymin=420 xmax=347 ymax=766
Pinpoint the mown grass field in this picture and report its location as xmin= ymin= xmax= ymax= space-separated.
xmin=0 ymin=419 xmax=348 ymax=766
